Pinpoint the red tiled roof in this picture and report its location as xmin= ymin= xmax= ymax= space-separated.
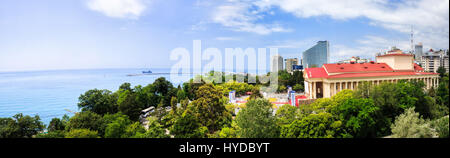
xmin=377 ymin=53 xmax=414 ymax=57
xmin=414 ymin=63 xmax=424 ymax=71
xmin=326 ymin=71 xmax=437 ymax=79
xmin=305 ymin=65 xmax=437 ymax=79
xmin=305 ymin=67 xmax=328 ymax=78
xmin=323 ymin=63 xmax=393 ymax=73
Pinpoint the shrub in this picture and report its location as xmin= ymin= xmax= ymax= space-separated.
xmin=390 ymin=108 xmax=436 ymax=138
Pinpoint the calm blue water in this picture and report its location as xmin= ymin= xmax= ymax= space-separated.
xmin=0 ymin=68 xmax=193 ymax=125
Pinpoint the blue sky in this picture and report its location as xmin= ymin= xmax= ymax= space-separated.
xmin=0 ymin=0 xmax=448 ymax=71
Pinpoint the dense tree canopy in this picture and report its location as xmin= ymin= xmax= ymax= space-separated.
xmin=281 ymin=112 xmax=344 ymax=138
xmin=117 ymin=89 xmax=142 ymax=121
xmin=65 ymin=111 xmax=104 ymax=136
xmin=390 ymin=108 xmax=436 ymax=138
xmin=170 ymin=110 xmax=208 ymax=138
xmin=2 ymin=73 xmax=448 ymax=139
xmin=78 ymin=89 xmax=117 ymax=115
xmin=189 ymin=84 xmax=231 ymax=132
xmin=275 ymin=104 xmax=299 ymax=126
xmin=0 ymin=113 xmax=44 ymax=138
xmin=65 ymin=129 xmax=99 ymax=138
xmin=235 ymin=99 xmax=279 ymax=138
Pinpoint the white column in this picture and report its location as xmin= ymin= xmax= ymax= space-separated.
xmin=333 ymin=82 xmax=337 ymax=96
xmin=312 ymin=82 xmax=316 ymax=99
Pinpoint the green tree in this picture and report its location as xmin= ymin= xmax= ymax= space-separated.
xmin=235 ymin=99 xmax=279 ymax=138
xmin=78 ymin=89 xmax=117 ymax=115
xmin=0 ymin=113 xmax=44 ymax=138
xmin=123 ymin=122 xmax=145 ymax=138
xmin=65 ymin=129 xmax=99 ymax=138
xmin=183 ymin=79 xmax=205 ymax=100
xmin=104 ymin=114 xmax=132 ymax=138
xmin=249 ymin=87 xmax=262 ymax=100
xmin=176 ymin=89 xmax=187 ymax=101
xmin=48 ymin=118 xmax=65 ymax=132
xmin=119 ymin=82 xmax=132 ymax=91
xmin=437 ymin=66 xmax=446 ymax=78
xmin=277 ymin=85 xmax=287 ymax=93
xmin=134 ymin=84 xmax=160 ymax=109
xmin=134 ymin=117 xmax=169 ymax=138
xmin=35 ymin=130 xmax=65 ymax=138
xmin=275 ymin=104 xmax=299 ymax=126
xmin=14 ymin=114 xmax=45 ymax=138
xmin=0 ymin=118 xmax=18 ymax=138
xmin=281 ymin=112 xmax=344 ymax=138
xmin=190 ymin=84 xmax=231 ymax=132
xmin=292 ymin=71 xmax=304 ymax=86
xmin=292 ymin=84 xmax=304 ymax=92
xmin=170 ymin=110 xmax=208 ymax=138
xmin=332 ymin=98 xmax=384 ymax=137
xmin=390 ymin=107 xmax=436 ymax=138
xmin=436 ymin=76 xmax=449 ymax=109
xmin=432 ymin=115 xmax=449 ymax=138
xmin=66 ymin=111 xmax=104 ymax=136
xmin=211 ymin=127 xmax=238 ymax=138
xmin=117 ymin=90 xmax=142 ymax=121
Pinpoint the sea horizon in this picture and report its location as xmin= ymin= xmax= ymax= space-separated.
xmin=0 ymin=67 xmax=270 ymax=125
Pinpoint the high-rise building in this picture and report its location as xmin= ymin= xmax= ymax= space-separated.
xmin=284 ymin=58 xmax=298 ymax=73
xmin=415 ymin=43 xmax=423 ymax=61
xmin=302 ymin=41 xmax=329 ymax=68
xmin=271 ymin=55 xmax=283 ymax=73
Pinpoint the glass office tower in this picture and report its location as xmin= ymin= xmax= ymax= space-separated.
xmin=415 ymin=43 xmax=423 ymax=61
xmin=302 ymin=41 xmax=330 ymax=68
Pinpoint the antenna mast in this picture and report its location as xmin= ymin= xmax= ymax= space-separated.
xmin=410 ymin=25 xmax=414 ymax=54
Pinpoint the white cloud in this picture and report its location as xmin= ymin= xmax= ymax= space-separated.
xmin=212 ymin=1 xmax=292 ymax=35
xmin=215 ymin=37 xmax=240 ymax=41
xmin=260 ymin=0 xmax=449 ymax=49
xmin=331 ymin=35 xmax=412 ymax=63
xmin=267 ymin=38 xmax=319 ymax=49
xmin=86 ymin=0 xmax=149 ymax=19
xmin=212 ymin=0 xmax=448 ymax=48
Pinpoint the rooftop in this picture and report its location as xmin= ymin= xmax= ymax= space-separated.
xmin=305 ymin=62 xmax=435 ymax=79
xmin=324 ymin=62 xmax=393 ymax=73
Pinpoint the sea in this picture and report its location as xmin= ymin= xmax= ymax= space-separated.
xmin=0 ymin=68 xmax=195 ymax=125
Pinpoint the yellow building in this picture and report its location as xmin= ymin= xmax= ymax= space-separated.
xmin=304 ymin=53 xmax=439 ymax=99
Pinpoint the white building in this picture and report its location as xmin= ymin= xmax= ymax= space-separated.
xmin=421 ymin=49 xmax=448 ymax=73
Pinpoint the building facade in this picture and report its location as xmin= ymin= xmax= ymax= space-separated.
xmin=285 ymin=58 xmax=299 ymax=73
xmin=302 ymin=41 xmax=329 ymax=68
xmin=421 ymin=49 xmax=449 ymax=73
xmin=304 ymin=53 xmax=439 ymax=99
xmin=415 ymin=43 xmax=423 ymax=61
xmin=442 ymin=52 xmax=449 ymax=73
xmin=271 ymin=55 xmax=283 ymax=73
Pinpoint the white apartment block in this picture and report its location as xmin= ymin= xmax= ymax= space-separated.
xmin=421 ymin=49 xmax=449 ymax=73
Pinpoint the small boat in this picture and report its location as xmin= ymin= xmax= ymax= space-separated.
xmin=142 ymin=70 xmax=152 ymax=74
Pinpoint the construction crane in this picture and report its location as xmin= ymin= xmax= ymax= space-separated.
xmin=64 ymin=109 xmax=78 ymax=114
